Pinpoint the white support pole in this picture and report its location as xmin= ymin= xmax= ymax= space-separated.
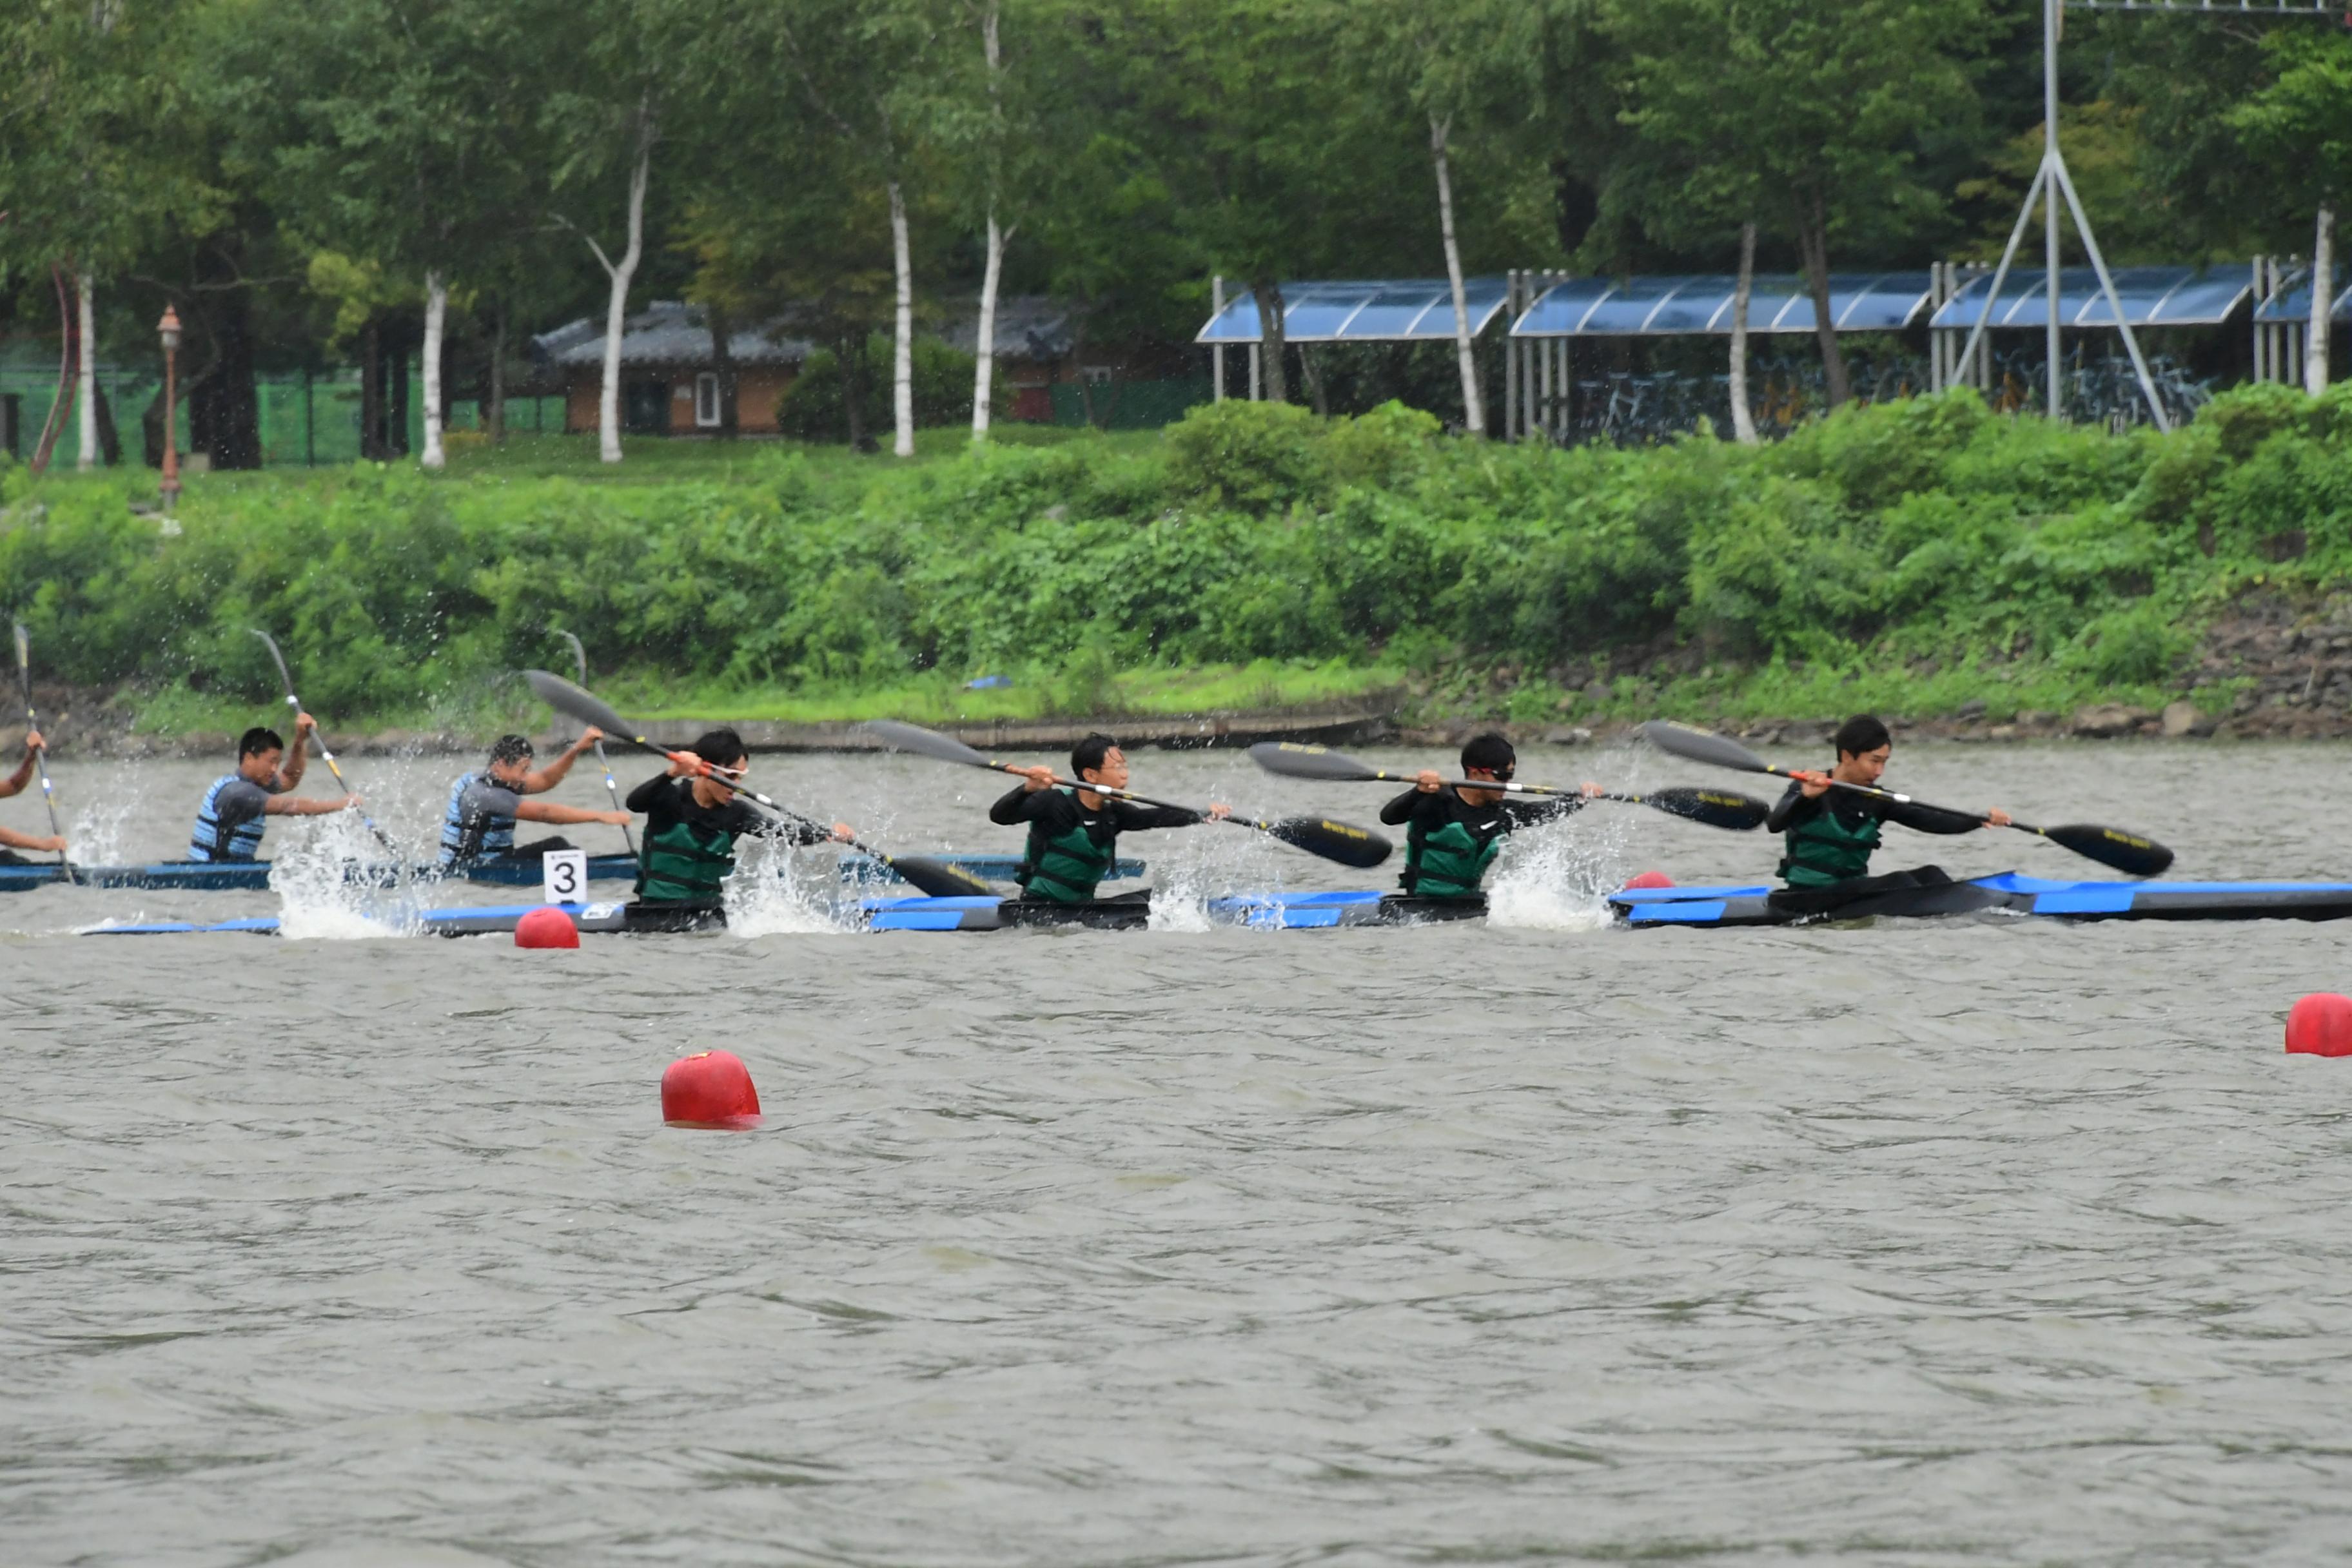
xmin=1212 ymin=276 xmax=1226 ymax=404
xmin=2253 ymin=257 xmax=2269 ymax=384
xmin=2051 ymin=156 xmax=2171 ymax=433
xmin=1248 ymin=343 xmax=1260 ymax=402
xmin=1504 ymin=270 xmax=1519 ymax=440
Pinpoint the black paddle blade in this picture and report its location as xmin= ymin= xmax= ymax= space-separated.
xmin=1640 ymin=720 xmax=1772 ymax=775
xmin=888 ymin=854 xmax=999 ymax=898
xmin=2041 ymin=823 xmax=2175 ymax=878
xmin=862 ymin=718 xmax=996 ymax=771
xmin=1262 ymin=816 xmax=1393 ymax=868
xmin=1246 ymin=741 xmax=1384 ymax=782
xmin=1638 ymin=787 xmax=1772 ymax=832
xmin=524 ymin=669 xmax=637 ymax=741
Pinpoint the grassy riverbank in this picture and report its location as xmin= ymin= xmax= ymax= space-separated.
xmin=8 ymin=387 xmax=2352 ymax=739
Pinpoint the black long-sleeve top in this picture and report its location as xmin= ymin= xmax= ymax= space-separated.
xmin=1378 ymin=785 xmax=1582 ymax=838
xmin=1764 ymin=779 xmax=1982 ymax=838
xmin=625 ymin=773 xmax=831 ymax=846
xmin=988 ymin=783 xmax=1200 ymax=840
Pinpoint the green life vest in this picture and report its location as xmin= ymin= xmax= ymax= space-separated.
xmin=1018 ymin=798 xmax=1116 ymax=904
xmin=1402 ymin=819 xmax=1499 ymax=899
xmin=637 ymin=816 xmax=737 ymax=901
xmin=1778 ymin=803 xmax=1881 ymax=887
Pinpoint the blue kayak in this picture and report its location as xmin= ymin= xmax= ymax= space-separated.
xmin=2 ymin=850 xmax=1141 ymax=895
xmin=1610 ymin=871 xmax=2352 ymax=927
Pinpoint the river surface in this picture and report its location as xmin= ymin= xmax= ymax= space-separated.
xmin=7 ymin=737 xmax=2352 ymax=1565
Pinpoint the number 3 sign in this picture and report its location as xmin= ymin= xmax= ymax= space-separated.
xmin=543 ymin=849 xmax=588 ymax=905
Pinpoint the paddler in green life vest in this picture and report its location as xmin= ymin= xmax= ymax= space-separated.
xmin=1380 ymin=731 xmax=1602 ymax=899
xmin=0 ymin=724 xmax=64 ymax=862
xmin=1765 ymin=713 xmax=2012 ymax=913
xmin=623 ymin=727 xmax=852 ymax=903
xmin=988 ymin=732 xmax=1231 ymax=903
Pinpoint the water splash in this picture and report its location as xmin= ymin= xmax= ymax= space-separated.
xmin=66 ymin=792 xmax=135 ymax=868
xmin=1484 ymin=803 xmax=1626 ymax=933
xmin=725 ymin=836 xmax=858 ymax=937
xmin=268 ymin=810 xmax=418 ymax=940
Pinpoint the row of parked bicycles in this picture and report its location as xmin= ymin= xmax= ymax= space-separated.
xmin=1533 ymin=349 xmax=2215 ymax=446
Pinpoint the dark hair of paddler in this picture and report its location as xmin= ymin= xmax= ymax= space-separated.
xmin=1833 ymin=714 xmax=1892 ymax=760
xmin=1071 ymin=732 xmax=1118 ymax=777
xmin=238 ymin=726 xmax=284 ymax=758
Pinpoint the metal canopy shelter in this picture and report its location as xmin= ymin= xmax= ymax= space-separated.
xmin=1194 ymin=278 xmax=1512 ymax=345
xmin=2253 ymin=274 xmax=2352 ymax=324
xmin=1929 ymin=266 xmax=2249 ymax=330
xmin=1510 ymin=273 xmax=1933 ymax=337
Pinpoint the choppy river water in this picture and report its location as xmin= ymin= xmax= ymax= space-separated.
xmin=7 ymin=737 xmax=2352 ymax=1565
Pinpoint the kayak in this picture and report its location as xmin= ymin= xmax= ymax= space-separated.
xmin=84 ymin=888 xmax=1486 ymax=938
xmin=0 ymin=854 xmax=642 ymax=892
xmin=0 ymin=851 xmax=1142 ymax=894
xmin=1610 ymin=871 xmax=2352 ymax=928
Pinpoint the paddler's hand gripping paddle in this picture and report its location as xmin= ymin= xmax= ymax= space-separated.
xmin=522 ymin=670 xmax=993 ymax=899
xmin=249 ymin=629 xmax=400 ymax=854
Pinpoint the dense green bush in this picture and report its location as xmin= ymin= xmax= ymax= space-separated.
xmin=774 ymin=334 xmax=997 ymax=442
xmin=6 ymin=384 xmax=2352 ymax=723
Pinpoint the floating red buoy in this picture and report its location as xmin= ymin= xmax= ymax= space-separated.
xmin=1622 ymin=870 xmax=1676 ymax=890
xmin=2286 ymin=994 xmax=2352 ymax=1057
xmin=662 ymin=1050 xmax=762 ymax=1128
xmin=514 ymin=905 xmax=580 ymax=949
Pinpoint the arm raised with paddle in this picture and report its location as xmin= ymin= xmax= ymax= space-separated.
xmin=1641 ymin=720 xmax=2173 ymax=876
xmin=863 ymin=719 xmax=1393 ymax=869
xmin=522 ymin=671 xmax=994 ymax=899
xmin=248 ymin=629 xmax=399 ymax=855
xmin=6 ymin=623 xmax=68 ymax=865
xmin=1247 ymin=740 xmax=1774 ymax=832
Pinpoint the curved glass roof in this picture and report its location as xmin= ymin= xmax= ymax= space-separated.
xmin=2252 ymin=270 xmax=2352 ymax=324
xmin=1511 ymin=273 xmax=1933 ymax=337
xmin=1194 ymin=278 xmax=1512 ymax=344
xmin=1928 ymin=266 xmax=2249 ymax=329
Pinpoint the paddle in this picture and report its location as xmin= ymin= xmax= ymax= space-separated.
xmin=10 ymin=622 xmax=68 ymax=868
xmin=550 ymin=629 xmax=637 ymax=858
xmin=863 ymin=718 xmax=1393 ymax=870
xmin=1247 ymin=740 xmax=1772 ymax=832
xmin=1640 ymin=720 xmax=2175 ymax=877
xmin=248 ymin=629 xmax=400 ymax=854
xmin=521 ymin=670 xmax=993 ymax=899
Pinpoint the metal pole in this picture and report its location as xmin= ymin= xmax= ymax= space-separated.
xmin=1248 ymin=343 xmax=1260 ymax=402
xmin=1956 ymin=159 xmax=2051 ymax=385
xmin=2051 ymin=157 xmax=2171 ymax=432
xmin=2252 ymin=258 xmax=2268 ymax=384
xmin=1211 ymin=276 xmax=1225 ymax=404
xmin=2045 ymin=0 xmax=2063 ymax=420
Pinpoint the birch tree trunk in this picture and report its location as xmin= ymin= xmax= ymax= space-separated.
xmin=420 ymin=270 xmax=448 ymax=469
xmin=1250 ymin=279 xmax=1289 ymax=404
xmin=890 ymin=181 xmax=915 ymax=457
xmin=587 ymin=115 xmax=654 ymax=466
xmin=76 ymin=273 xmax=97 ymax=471
xmin=973 ymin=209 xmax=1004 ymax=441
xmin=1429 ymin=114 xmax=1484 ymax=436
xmin=1729 ymin=221 xmax=1759 ymax=446
xmin=2310 ymin=202 xmax=2336 ymax=396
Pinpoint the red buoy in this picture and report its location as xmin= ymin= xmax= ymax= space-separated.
xmin=1622 ymin=870 xmax=1676 ymax=890
xmin=514 ymin=905 xmax=580 ymax=949
xmin=2286 ymin=994 xmax=2352 ymax=1057
xmin=662 ymin=1050 xmax=762 ymax=1128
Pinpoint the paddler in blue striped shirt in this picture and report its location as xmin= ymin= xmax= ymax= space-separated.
xmin=188 ymin=718 xmax=361 ymax=862
xmin=440 ymin=732 xmax=632 ymax=867
xmin=0 ymin=724 xmax=64 ymax=861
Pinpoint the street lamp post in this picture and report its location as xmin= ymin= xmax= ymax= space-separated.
xmin=157 ymin=306 xmax=182 ymax=513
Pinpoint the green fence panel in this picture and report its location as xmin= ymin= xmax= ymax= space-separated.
xmin=1049 ymin=378 xmax=1211 ymax=431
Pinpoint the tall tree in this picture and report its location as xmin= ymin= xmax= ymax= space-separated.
xmin=1604 ymin=0 xmax=1988 ymax=408
xmin=2228 ymin=30 xmax=2352 ymax=393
